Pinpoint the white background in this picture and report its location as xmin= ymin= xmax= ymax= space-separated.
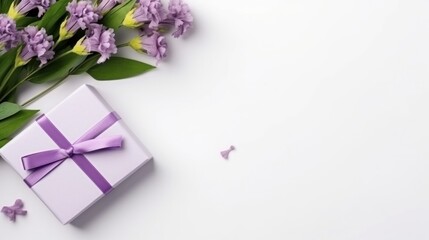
xmin=2 ymin=0 xmax=429 ymax=239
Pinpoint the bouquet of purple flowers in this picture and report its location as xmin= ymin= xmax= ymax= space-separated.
xmin=0 ymin=0 xmax=193 ymax=147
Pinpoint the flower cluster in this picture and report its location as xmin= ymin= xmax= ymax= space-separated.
xmin=123 ymin=0 xmax=193 ymax=62
xmin=59 ymin=0 xmax=100 ymax=41
xmin=124 ymin=0 xmax=193 ymax=37
xmin=129 ymin=31 xmax=167 ymax=63
xmin=61 ymin=0 xmax=116 ymax=63
xmin=0 ymin=14 xmax=19 ymax=51
xmin=18 ymin=26 xmax=54 ymax=66
xmin=8 ymin=0 xmax=56 ymax=19
xmin=0 ymin=14 xmax=53 ymax=66
xmin=166 ymin=0 xmax=193 ymax=38
xmin=73 ymin=23 xmax=117 ymax=63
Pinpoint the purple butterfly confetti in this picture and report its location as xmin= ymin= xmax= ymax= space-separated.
xmin=220 ymin=145 xmax=235 ymax=160
xmin=1 ymin=199 xmax=27 ymax=222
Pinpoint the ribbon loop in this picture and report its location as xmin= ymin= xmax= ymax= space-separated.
xmin=71 ymin=135 xmax=123 ymax=155
xmin=22 ymin=149 xmax=69 ymax=170
xmin=21 ymin=135 xmax=123 ymax=171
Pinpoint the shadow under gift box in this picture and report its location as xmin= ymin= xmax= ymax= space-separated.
xmin=0 ymin=84 xmax=153 ymax=224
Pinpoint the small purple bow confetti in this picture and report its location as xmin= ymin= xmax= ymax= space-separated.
xmin=1 ymin=199 xmax=27 ymax=222
xmin=220 ymin=145 xmax=235 ymax=160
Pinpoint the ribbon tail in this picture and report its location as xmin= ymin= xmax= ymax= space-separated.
xmin=15 ymin=209 xmax=27 ymax=216
xmin=24 ymin=161 xmax=63 ymax=187
xmin=22 ymin=149 xmax=68 ymax=170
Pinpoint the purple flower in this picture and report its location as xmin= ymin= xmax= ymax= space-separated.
xmin=123 ymin=0 xmax=166 ymax=28
xmin=165 ymin=0 xmax=193 ymax=38
xmin=60 ymin=0 xmax=99 ymax=40
xmin=11 ymin=0 xmax=56 ymax=18
xmin=73 ymin=24 xmax=117 ymax=63
xmin=18 ymin=26 xmax=54 ymax=66
xmin=0 ymin=14 xmax=19 ymax=51
xmin=97 ymin=0 xmax=123 ymax=15
xmin=129 ymin=31 xmax=167 ymax=63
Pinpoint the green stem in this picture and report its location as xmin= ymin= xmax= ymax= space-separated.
xmin=0 ymin=67 xmax=37 ymax=103
xmin=0 ymin=51 xmax=72 ymax=103
xmin=22 ymin=77 xmax=67 ymax=107
xmin=54 ymin=37 xmax=65 ymax=49
xmin=0 ymin=66 xmax=17 ymax=98
xmin=117 ymin=43 xmax=129 ymax=48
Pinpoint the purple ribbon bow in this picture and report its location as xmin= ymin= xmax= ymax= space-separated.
xmin=21 ymin=112 xmax=123 ymax=194
xmin=1 ymin=199 xmax=27 ymax=222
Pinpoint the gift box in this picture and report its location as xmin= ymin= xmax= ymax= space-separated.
xmin=0 ymin=84 xmax=152 ymax=224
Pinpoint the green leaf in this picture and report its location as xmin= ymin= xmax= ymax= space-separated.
xmin=16 ymin=17 xmax=39 ymax=28
xmin=37 ymin=0 xmax=70 ymax=35
xmin=101 ymin=0 xmax=136 ymax=30
xmin=0 ymin=0 xmax=14 ymax=13
xmin=29 ymin=52 xmax=86 ymax=84
xmin=0 ymin=102 xmax=21 ymax=121
xmin=30 ymin=20 xmax=41 ymax=26
xmin=0 ymin=138 xmax=10 ymax=148
xmin=0 ymin=48 xmax=17 ymax=99
xmin=87 ymin=57 xmax=155 ymax=80
xmin=1 ymin=65 xmax=22 ymax=102
xmin=4 ymin=90 xmax=17 ymax=103
xmin=0 ymin=48 xmax=17 ymax=81
xmin=71 ymin=54 xmax=100 ymax=75
xmin=0 ymin=109 xmax=38 ymax=140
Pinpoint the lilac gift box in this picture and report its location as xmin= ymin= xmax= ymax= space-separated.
xmin=0 ymin=84 xmax=152 ymax=224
